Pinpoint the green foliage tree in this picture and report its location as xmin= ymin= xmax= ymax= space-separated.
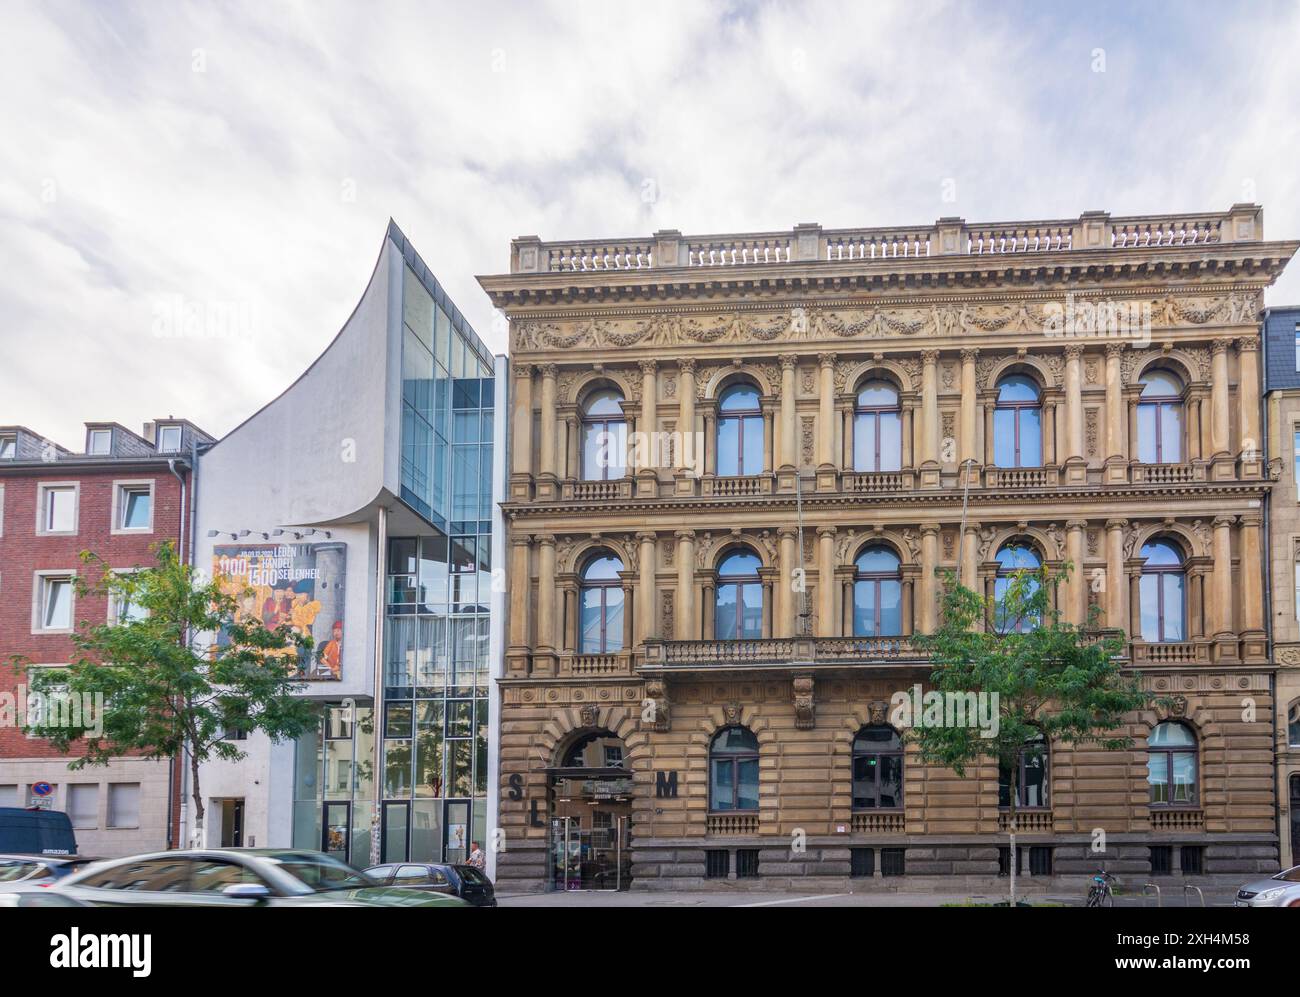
xmin=911 ymin=558 xmax=1149 ymax=905
xmin=19 ymin=542 xmax=318 ymax=844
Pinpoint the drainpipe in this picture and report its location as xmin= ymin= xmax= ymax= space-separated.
xmin=370 ymin=505 xmax=388 ymax=867
xmin=166 ymin=457 xmax=188 ymax=849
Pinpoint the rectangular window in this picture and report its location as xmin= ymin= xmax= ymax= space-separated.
xmin=0 ymin=785 xmax=16 ymax=807
xmin=117 ymin=485 xmax=153 ymax=531
xmin=107 ymin=783 xmax=140 ymax=829
xmin=37 ymin=575 xmax=74 ymax=631
xmin=87 ymin=429 xmax=111 ymax=455
xmin=67 ymin=784 xmax=99 ymax=829
xmin=1150 ymin=845 xmax=1173 ymax=875
xmin=40 ymin=485 xmax=77 ymax=533
xmin=704 ymin=850 xmax=729 ymax=879
xmin=880 ymin=848 xmax=906 ymax=877
xmin=1028 ymin=846 xmax=1053 ymax=876
xmin=1179 ymin=845 xmax=1204 ymax=875
xmin=0 ymin=434 xmax=16 ymax=459
xmin=157 ymin=424 xmax=182 ymax=452
xmin=850 ymin=847 xmax=875 ymax=878
xmin=735 ymin=849 xmax=760 ymax=878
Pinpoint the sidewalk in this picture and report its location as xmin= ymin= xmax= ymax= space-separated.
xmin=496 ymin=887 xmax=1238 ymax=907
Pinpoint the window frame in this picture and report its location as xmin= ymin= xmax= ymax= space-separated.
xmin=1147 ymin=722 xmax=1199 ymax=808
xmin=715 ymin=549 xmax=763 ymax=640
xmin=578 ymin=552 xmax=625 ymax=654
xmin=708 ymin=726 xmax=760 ymax=813
xmin=31 ymin=571 xmax=76 ymax=634
xmin=35 ymin=482 xmax=79 ymax=536
xmin=111 ymin=479 xmax=155 ymax=535
xmin=850 ymin=725 xmax=904 ymax=811
xmin=998 ymin=731 xmax=1050 ymax=809
xmin=852 ymin=379 xmax=902 ymax=473
xmin=993 ymin=543 xmax=1042 ymax=633
xmin=579 ymin=389 xmax=628 ymax=481
xmin=1135 ymin=371 xmax=1185 ymax=465
xmin=716 ymin=382 xmax=764 ymax=477
xmin=1139 ymin=540 xmax=1186 ymax=643
xmin=86 ymin=428 xmax=112 ymax=455
xmin=992 ymin=375 xmax=1043 ymax=468
xmin=852 ymin=545 xmax=903 ymax=637
xmin=156 ymin=424 xmax=183 ymax=453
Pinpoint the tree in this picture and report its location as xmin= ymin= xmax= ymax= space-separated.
xmin=910 ymin=558 xmax=1149 ymax=906
xmin=19 ymin=542 xmax=318 ymax=845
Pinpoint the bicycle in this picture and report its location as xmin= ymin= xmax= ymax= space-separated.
xmin=1086 ymin=869 xmax=1116 ymax=907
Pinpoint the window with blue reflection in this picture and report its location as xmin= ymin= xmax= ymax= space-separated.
xmin=853 ymin=546 xmax=903 ymax=636
xmin=992 ymin=374 xmax=1042 ymax=468
xmin=581 ymin=389 xmax=627 ymax=480
xmin=994 ymin=544 xmax=1041 ymax=632
xmin=717 ymin=382 xmax=763 ymax=476
xmin=854 ymin=380 xmax=902 ymax=472
xmin=709 ymin=726 xmax=759 ymax=811
xmin=1148 ymin=722 xmax=1197 ymax=805
xmin=1137 ymin=371 xmax=1183 ymax=464
xmin=1139 ymin=539 xmax=1185 ymax=642
xmin=579 ymin=553 xmax=624 ymax=653
xmin=716 ymin=550 xmax=763 ymax=639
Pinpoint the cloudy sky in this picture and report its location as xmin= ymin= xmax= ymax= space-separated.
xmin=3 ymin=0 xmax=1299 ymax=447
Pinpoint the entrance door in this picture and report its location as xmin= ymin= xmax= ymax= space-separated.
xmin=548 ymin=814 xmax=627 ymax=891
xmin=322 ymin=802 xmax=350 ymax=860
xmin=382 ymin=802 xmax=410 ymax=863
xmin=445 ymin=801 xmax=470 ymax=864
xmin=220 ymin=799 xmax=244 ymax=848
xmin=1291 ymin=775 xmax=1300 ymax=868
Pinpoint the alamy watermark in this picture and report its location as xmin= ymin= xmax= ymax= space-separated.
xmin=890 ymin=683 xmax=1000 ymax=739
xmin=1043 ymin=293 xmax=1151 ymax=347
xmin=1 ymin=684 xmax=104 ymax=737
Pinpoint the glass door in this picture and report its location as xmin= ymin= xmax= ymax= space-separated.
xmin=382 ymin=801 xmax=410 ymax=863
xmin=322 ymin=802 xmax=351 ymax=860
xmin=445 ymin=801 xmax=469 ymax=864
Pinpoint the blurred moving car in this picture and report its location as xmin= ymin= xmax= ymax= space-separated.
xmin=364 ymin=862 xmax=497 ymax=906
xmin=0 ymin=807 xmax=77 ymax=856
xmin=0 ymin=854 xmax=97 ymax=886
xmin=1234 ymin=865 xmax=1300 ymax=907
xmin=51 ymin=849 xmax=467 ymax=907
xmin=0 ymin=882 xmax=91 ymax=907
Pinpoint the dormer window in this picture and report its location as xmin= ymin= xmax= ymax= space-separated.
xmin=87 ymin=429 xmax=112 ymax=455
xmin=0 ymin=434 xmax=15 ymax=459
xmin=157 ymin=425 xmax=182 ymax=452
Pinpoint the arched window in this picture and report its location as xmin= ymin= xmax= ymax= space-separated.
xmin=1139 ymin=540 xmax=1185 ymax=643
xmin=999 ymin=730 xmax=1049 ymax=808
xmin=581 ymin=389 xmax=627 ymax=480
xmin=716 ymin=550 xmax=763 ymax=640
xmin=1137 ymin=370 xmax=1184 ymax=464
xmin=994 ymin=543 xmax=1042 ymax=632
xmin=1289 ymin=699 xmax=1300 ymax=749
xmin=853 ymin=379 xmax=902 ymax=472
xmin=852 ymin=725 xmax=903 ymax=810
xmin=709 ymin=726 xmax=759 ymax=812
xmin=853 ymin=545 xmax=903 ymax=636
xmin=579 ymin=553 xmax=624 ymax=653
xmin=717 ymin=382 xmax=763 ymax=476
xmin=1148 ymin=722 xmax=1198 ymax=805
xmin=993 ymin=374 xmax=1042 ymax=468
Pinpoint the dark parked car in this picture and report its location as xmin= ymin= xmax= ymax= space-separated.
xmin=0 ymin=807 xmax=77 ymax=856
xmin=364 ymin=863 xmax=496 ymax=906
xmin=0 ymin=854 xmax=98 ymax=886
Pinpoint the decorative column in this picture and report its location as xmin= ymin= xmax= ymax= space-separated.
xmin=1187 ymin=390 xmax=1204 ymax=461
xmin=637 ymin=532 xmax=657 ymax=645
xmin=777 ymin=527 xmax=799 ymax=637
xmin=1064 ymin=345 xmax=1085 ymax=480
xmin=960 ymin=349 xmax=979 ymax=467
xmin=1104 ymin=344 xmax=1126 ymax=482
xmin=533 ymin=534 xmax=557 ymax=675
xmin=840 ymin=398 xmax=855 ymax=470
xmin=1211 ymin=515 xmax=1234 ymax=638
xmin=817 ymin=352 xmax=836 ymax=468
xmin=1126 ymin=390 xmax=1140 ymax=462
xmin=675 ymin=531 xmax=695 ymax=640
xmin=560 ymin=406 xmax=579 ymax=482
xmin=1105 ymin=519 xmax=1126 ymax=631
xmin=1042 ymin=390 xmax=1059 ymax=465
xmin=779 ymin=355 xmax=798 ymax=480
xmin=702 ymin=409 xmax=717 ymax=477
xmin=902 ymin=394 xmax=916 ymax=468
xmin=982 ymin=392 xmax=996 ymax=465
xmin=536 ymin=364 xmax=559 ymax=499
xmin=1210 ymin=338 xmax=1231 ymax=458
xmin=759 ymin=567 xmax=776 ymax=639
xmin=762 ymin=403 xmax=776 ymax=474
xmin=620 ymin=571 xmax=636 ymax=651
xmin=1237 ymin=337 xmax=1261 ymax=472
xmin=506 ymin=534 xmax=532 ymax=675
xmin=920 ymin=350 xmax=940 ymax=467
xmin=559 ymin=575 xmax=577 ymax=653
xmin=961 ymin=522 xmax=980 ymax=590
xmin=677 ymin=359 xmax=697 ymax=482
xmin=817 ymin=527 xmax=836 ymax=637
xmin=919 ymin=524 xmax=940 ymax=634
xmin=1066 ymin=520 xmax=1087 ymax=625
xmin=510 ymin=363 xmax=533 ymax=499
xmin=637 ymin=360 xmax=658 ymax=493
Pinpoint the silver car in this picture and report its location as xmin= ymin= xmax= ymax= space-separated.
xmin=1234 ymin=865 xmax=1300 ymax=907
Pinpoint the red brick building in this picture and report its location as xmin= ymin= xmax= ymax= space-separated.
xmin=0 ymin=418 xmax=211 ymax=856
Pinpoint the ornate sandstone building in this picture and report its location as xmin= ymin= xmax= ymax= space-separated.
xmin=478 ymin=206 xmax=1298 ymax=892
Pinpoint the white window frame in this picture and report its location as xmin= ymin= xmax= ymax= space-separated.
xmin=31 ymin=571 xmax=76 ymax=634
xmin=66 ymin=783 xmax=100 ymax=830
xmin=156 ymin=424 xmax=182 ymax=453
xmin=111 ymin=479 xmax=155 ymax=534
xmin=87 ymin=428 xmax=112 ymax=455
xmin=23 ymin=663 xmax=69 ymax=734
xmin=35 ymin=481 xmax=79 ymax=536
xmin=107 ymin=567 xmax=147 ymax=624
xmin=0 ymin=434 xmax=14 ymax=459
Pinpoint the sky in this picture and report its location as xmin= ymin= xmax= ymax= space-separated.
xmin=3 ymin=0 xmax=1299 ymax=448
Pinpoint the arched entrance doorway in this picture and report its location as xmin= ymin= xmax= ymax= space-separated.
xmin=547 ymin=729 xmax=633 ymax=891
